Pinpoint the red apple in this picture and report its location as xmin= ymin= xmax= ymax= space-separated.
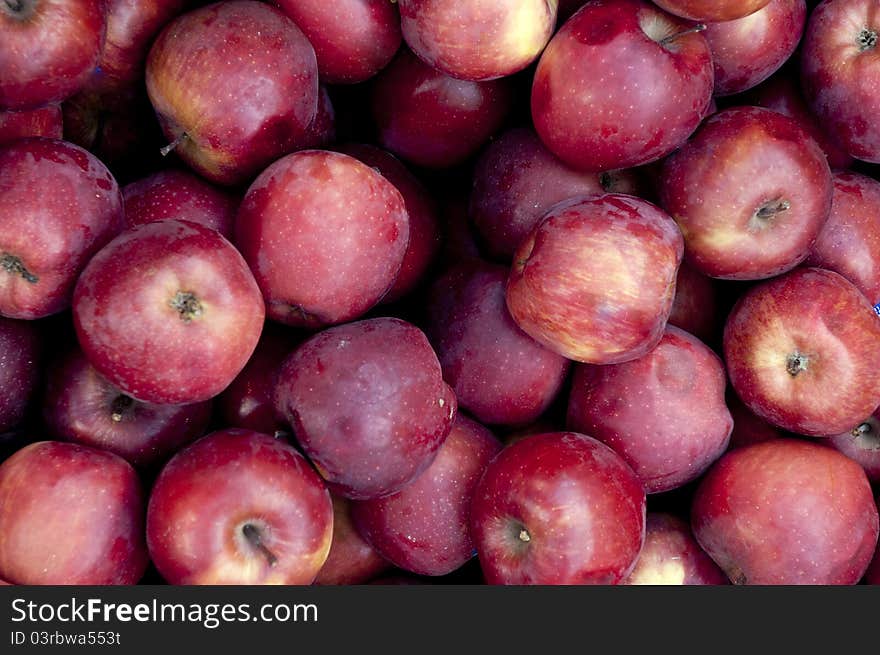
xmin=0 ymin=317 xmax=41 ymax=432
xmin=652 ymin=0 xmax=770 ymax=21
xmin=726 ymin=390 xmax=784 ymax=450
xmin=531 ymin=0 xmax=713 ymax=172
xmin=274 ymin=0 xmax=401 ymax=84
xmin=0 ymin=440 xmax=148 ymax=585
xmin=274 ymin=317 xmax=457 ymax=500
xmin=398 ymin=0 xmax=557 ymax=81
xmin=314 ymin=495 xmax=390 ymax=585
xmin=659 ymin=106 xmax=832 ymax=280
xmin=801 ymin=0 xmax=880 ymax=163
xmin=691 ymin=439 xmax=879 ymax=584
xmin=294 ymin=85 xmax=336 ymax=151
xmin=0 ymin=138 xmax=124 ymax=319
xmin=73 ymin=220 xmax=265 ymax=405
xmin=506 ymin=193 xmax=684 ymax=364
xmin=351 ymin=415 xmax=502 ymax=576
xmin=123 ymin=169 xmax=239 ymax=239
xmin=441 ymin=192 xmax=482 ymax=263
xmin=723 ymin=267 xmax=880 ymax=436
xmin=0 ymin=104 xmax=62 ymax=145
xmin=43 ymin=346 xmax=212 ymax=468
xmin=623 ymin=513 xmax=728 ymax=585
xmin=825 ymin=408 xmax=880 ymax=483
xmin=0 ymin=0 xmax=106 ymax=110
xmin=470 ymin=431 xmax=646 ymax=585
xmin=234 ymin=150 xmax=409 ymax=328
xmin=805 ymin=171 xmax=880 ymax=306
xmin=866 ymin=523 xmax=880 ymax=584
xmin=704 ymin=0 xmax=806 ymax=97
xmin=666 ymin=262 xmax=718 ymax=344
xmin=426 ymin=260 xmax=570 ymax=426
xmin=145 ymin=1 xmax=318 ymax=185
xmin=371 ymin=48 xmax=512 ymax=169
xmin=147 ymin=429 xmax=333 ymax=584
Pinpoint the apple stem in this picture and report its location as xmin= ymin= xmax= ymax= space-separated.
xmin=110 ymin=395 xmax=134 ymax=423
xmin=518 ymin=528 xmax=531 ymax=543
xmin=658 ymin=23 xmax=706 ymax=47
xmin=3 ymin=0 xmax=24 ymax=13
xmin=858 ymin=29 xmax=877 ymax=52
xmin=0 ymin=253 xmax=38 ymax=284
xmin=786 ymin=352 xmax=809 ymax=377
xmin=242 ymin=523 xmax=278 ymax=567
xmin=159 ymin=132 xmax=188 ymax=157
xmin=170 ymin=291 xmax=203 ymax=322
xmin=755 ymin=199 xmax=791 ymax=221
xmin=852 ymin=422 xmax=873 ymax=437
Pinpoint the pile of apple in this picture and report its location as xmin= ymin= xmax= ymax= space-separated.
xmin=1 ymin=0 xmax=879 ymax=587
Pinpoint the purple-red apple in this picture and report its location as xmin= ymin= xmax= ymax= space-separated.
xmin=652 ymin=0 xmax=770 ymax=21
xmin=666 ymin=262 xmax=718 ymax=344
xmin=825 ymin=408 xmax=880 ymax=483
xmin=0 ymin=317 xmax=41 ymax=432
xmin=73 ymin=220 xmax=265 ymax=405
xmin=314 ymin=495 xmax=390 ymax=585
xmin=147 ymin=429 xmax=333 ymax=584
xmin=692 ymin=438 xmax=879 ymax=584
xmin=726 ymin=390 xmax=784 ymax=450
xmin=294 ymin=85 xmax=335 ymax=151
xmin=0 ymin=104 xmax=62 ymax=145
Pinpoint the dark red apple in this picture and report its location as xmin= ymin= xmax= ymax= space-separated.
xmin=506 ymin=193 xmax=684 ymax=364
xmin=825 ymin=409 xmax=880 ymax=483
xmin=623 ymin=513 xmax=728 ymax=585
xmin=726 ymin=390 xmax=784 ymax=450
xmin=123 ymin=169 xmax=239 ymax=239
xmin=294 ymin=85 xmax=335 ymax=151
xmin=371 ymin=48 xmax=512 ymax=169
xmin=723 ymin=267 xmax=880 ymax=436
xmin=147 ymin=429 xmax=333 ymax=584
xmin=0 ymin=104 xmax=62 ymax=145
xmin=470 ymin=431 xmax=646 ymax=585
xmin=531 ymin=0 xmax=713 ymax=172
xmin=351 ymin=415 xmax=502 ymax=576
xmin=659 ymin=106 xmax=832 ymax=280
xmin=0 ymin=138 xmax=124 ymax=319
xmin=314 ymin=495 xmax=390 ymax=585
xmin=73 ymin=220 xmax=265 ymax=405
xmin=398 ymin=0 xmax=556 ymax=81
xmin=805 ymin=171 xmax=880 ymax=307
xmin=145 ymin=1 xmax=318 ymax=185
xmin=567 ymin=325 xmax=732 ymax=493
xmin=274 ymin=0 xmax=401 ymax=84
xmin=43 ymin=346 xmax=212 ymax=468
xmin=652 ymin=0 xmax=770 ymax=21
xmin=704 ymin=0 xmax=806 ymax=97
xmin=0 ymin=0 xmax=106 ymax=110
xmin=801 ymin=0 xmax=880 ymax=163
xmin=441 ymin=192 xmax=482 ymax=263
xmin=274 ymin=317 xmax=457 ymax=500
xmin=692 ymin=439 xmax=879 ymax=584
xmin=0 ymin=317 xmax=41 ymax=432
xmin=470 ymin=127 xmax=641 ymax=261
xmin=426 ymin=260 xmax=570 ymax=426
xmin=0 ymin=440 xmax=148 ymax=585
xmin=234 ymin=150 xmax=409 ymax=327
xmin=666 ymin=262 xmax=718 ymax=344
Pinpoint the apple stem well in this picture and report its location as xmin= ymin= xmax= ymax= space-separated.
xmin=2 ymin=0 xmax=25 ymax=15
xmin=159 ymin=132 xmax=189 ymax=157
xmin=110 ymin=395 xmax=135 ymax=423
xmin=1 ymin=253 xmax=38 ymax=284
xmin=242 ymin=523 xmax=278 ymax=567
xmin=170 ymin=291 xmax=203 ymax=322
xmin=858 ymin=29 xmax=878 ymax=52
xmin=786 ymin=352 xmax=809 ymax=377
xmin=750 ymin=198 xmax=791 ymax=229
xmin=658 ymin=24 xmax=707 ymax=48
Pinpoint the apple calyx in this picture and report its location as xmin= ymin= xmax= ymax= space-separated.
xmin=159 ymin=132 xmax=189 ymax=158
xmin=750 ymin=198 xmax=791 ymax=230
xmin=241 ymin=523 xmax=278 ymax=567
xmin=518 ymin=528 xmax=531 ymax=543
xmin=1 ymin=253 xmax=38 ymax=284
xmin=658 ymin=24 xmax=707 ymax=48
xmin=786 ymin=352 xmax=809 ymax=377
xmin=857 ymin=28 xmax=878 ymax=52
xmin=170 ymin=291 xmax=203 ymax=323
xmin=110 ymin=395 xmax=135 ymax=423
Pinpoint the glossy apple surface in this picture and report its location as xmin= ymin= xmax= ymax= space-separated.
xmin=314 ymin=495 xmax=389 ymax=585
xmin=653 ymin=0 xmax=770 ymax=21
xmin=0 ymin=104 xmax=62 ymax=145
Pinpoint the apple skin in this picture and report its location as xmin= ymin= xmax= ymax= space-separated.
xmin=337 ymin=143 xmax=440 ymax=304
xmin=314 ymin=495 xmax=390 ymax=585
xmin=147 ymin=429 xmax=333 ymax=585
xmin=805 ymin=171 xmax=880 ymax=306
xmin=723 ymin=267 xmax=880 ymax=436
xmin=274 ymin=317 xmax=457 ymax=500
xmin=704 ymin=0 xmax=806 ymax=97
xmin=470 ymin=431 xmax=646 ymax=585
xmin=0 ymin=104 xmax=62 ymax=145
xmin=659 ymin=106 xmax=832 ymax=281
xmin=123 ymin=169 xmax=239 ymax=240
xmin=274 ymin=0 xmax=401 ymax=84
xmin=371 ymin=48 xmax=512 ymax=169
xmin=726 ymin=390 xmax=784 ymax=450
xmin=398 ymin=0 xmax=557 ymax=82
xmin=824 ymin=408 xmax=880 ymax=483
xmin=351 ymin=415 xmax=502 ymax=576
xmin=691 ymin=439 xmax=879 ymax=585
xmin=73 ymin=220 xmax=265 ymax=405
xmin=295 ymin=85 xmax=336 ymax=151
xmin=470 ymin=127 xmax=641 ymax=261
xmin=426 ymin=260 xmax=570 ymax=427
xmin=0 ymin=317 xmax=41 ymax=432
xmin=43 ymin=346 xmax=213 ymax=468
xmin=145 ymin=1 xmax=318 ymax=185
xmin=0 ymin=0 xmax=106 ymax=110
xmin=568 ymin=325 xmax=732 ymax=493
xmin=801 ymin=0 xmax=880 ymax=163
xmin=623 ymin=513 xmax=728 ymax=585
xmin=234 ymin=150 xmax=409 ymax=328
xmin=652 ymin=0 xmax=770 ymax=21
xmin=531 ymin=0 xmax=713 ymax=172
xmin=0 ymin=138 xmax=124 ymax=320
xmin=506 ymin=193 xmax=684 ymax=364
xmin=866 ymin=523 xmax=880 ymax=584
xmin=666 ymin=262 xmax=718 ymax=344
xmin=0 ymin=440 xmax=148 ymax=585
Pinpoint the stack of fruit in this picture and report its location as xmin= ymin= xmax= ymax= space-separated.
xmin=1 ymin=0 xmax=879 ymax=586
